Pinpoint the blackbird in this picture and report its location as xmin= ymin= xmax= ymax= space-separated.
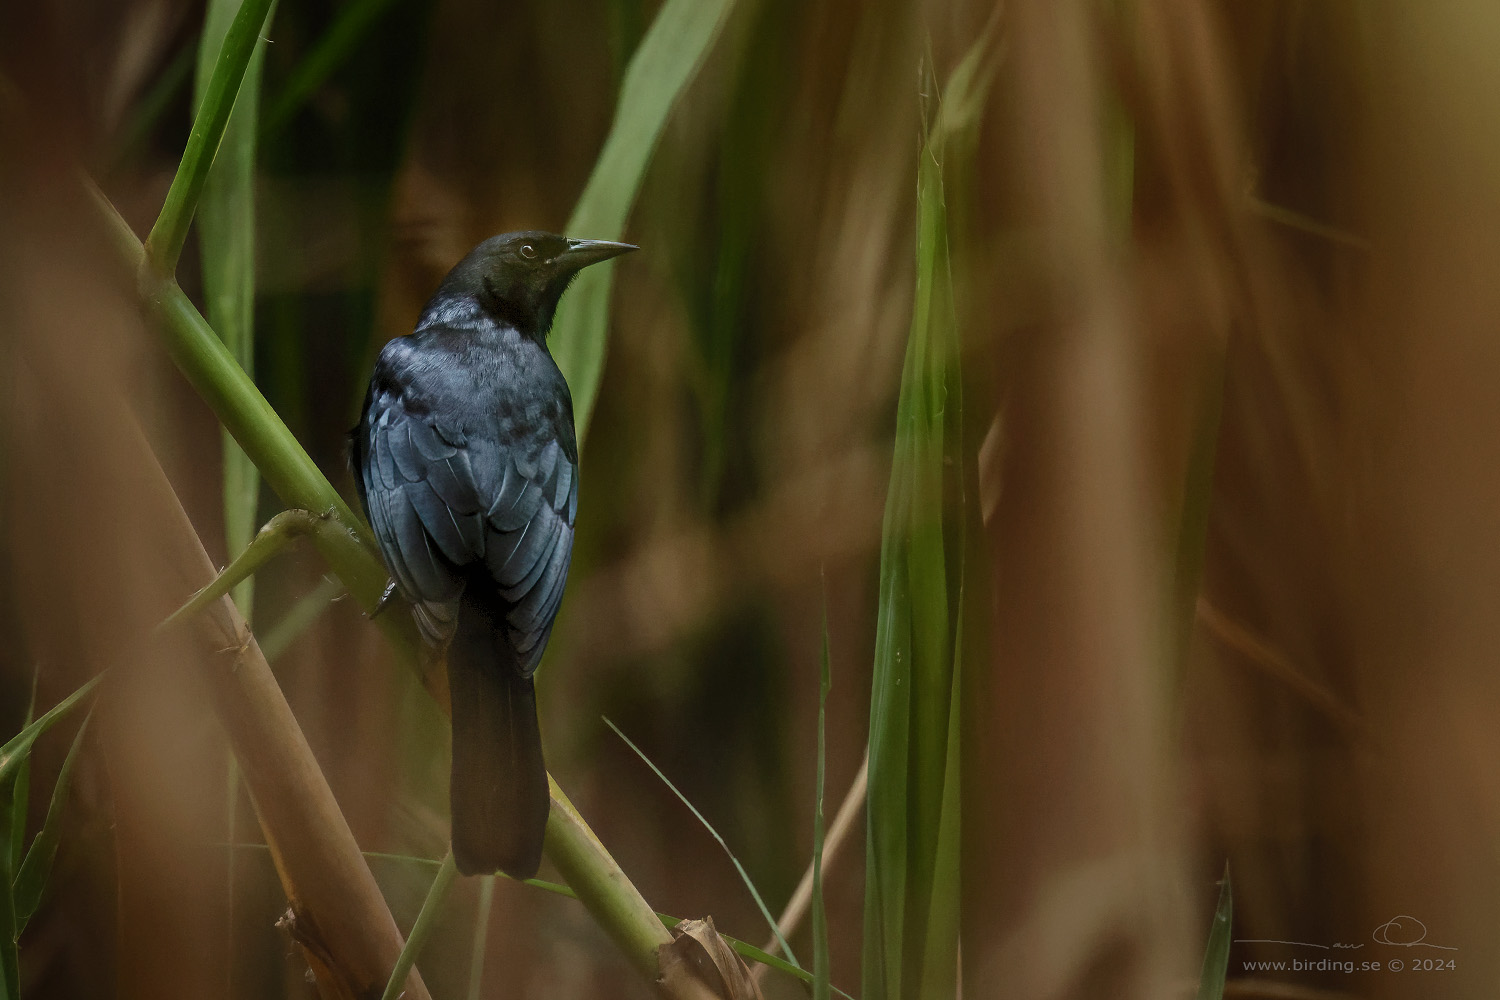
xmin=354 ymin=231 xmax=635 ymax=877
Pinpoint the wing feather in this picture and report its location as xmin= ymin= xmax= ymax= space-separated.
xmin=360 ymin=389 xmax=576 ymax=672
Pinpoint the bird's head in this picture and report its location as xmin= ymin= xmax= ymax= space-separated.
xmin=436 ymin=231 xmax=637 ymax=339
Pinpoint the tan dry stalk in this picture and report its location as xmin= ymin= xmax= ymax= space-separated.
xmin=133 ymin=418 xmax=431 ymax=1000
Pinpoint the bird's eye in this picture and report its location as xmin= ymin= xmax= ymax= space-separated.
xmin=520 ymin=244 xmax=537 ymax=259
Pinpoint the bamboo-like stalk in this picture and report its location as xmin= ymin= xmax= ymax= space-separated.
xmin=124 ymin=420 xmax=429 ymax=1000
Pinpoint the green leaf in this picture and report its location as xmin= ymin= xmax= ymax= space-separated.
xmin=380 ymin=850 xmax=457 ymax=1000
xmin=9 ymin=670 xmax=38 ymax=874
xmin=604 ymin=718 xmax=800 ymax=969
xmin=862 ymin=34 xmax=996 ymax=1000
xmin=194 ymin=0 xmax=274 ymax=621
xmin=0 ymin=775 xmax=18 ymax=1000
xmin=812 ymin=614 xmax=832 ymax=1000
xmin=144 ymin=0 xmax=276 ymax=272
xmin=0 ymin=676 xmax=102 ymax=792
xmin=257 ymin=576 xmax=346 ymax=663
xmin=1196 ymin=866 xmax=1233 ymax=1000
xmin=13 ymin=715 xmax=91 ymax=929
xmin=0 ymin=674 xmax=92 ymax=1000
xmin=260 ymin=0 xmax=399 ymax=137
xmin=551 ymin=0 xmax=738 ymax=444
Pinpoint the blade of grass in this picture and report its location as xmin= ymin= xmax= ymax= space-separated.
xmin=144 ymin=0 xmax=276 ymax=273
xmin=604 ymin=717 xmax=801 ymax=970
xmin=0 ymin=677 xmax=102 ymax=791
xmin=812 ymin=614 xmax=831 ymax=1000
xmin=863 ymin=35 xmax=996 ymax=1000
xmin=465 ymin=874 xmax=495 ymax=1000
xmin=8 ymin=669 xmax=37 ymax=872
xmin=13 ymin=714 xmax=90 ymax=929
xmin=0 ymin=676 xmax=99 ymax=1000
xmin=0 ymin=763 xmax=18 ymax=1000
xmin=194 ymin=0 xmax=273 ymax=621
xmin=1196 ymin=866 xmax=1233 ymax=1000
xmin=380 ymin=851 xmax=458 ymax=1000
xmin=551 ymin=0 xmax=738 ymax=442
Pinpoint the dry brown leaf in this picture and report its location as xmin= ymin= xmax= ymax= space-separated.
xmin=656 ymin=918 xmax=765 ymax=1000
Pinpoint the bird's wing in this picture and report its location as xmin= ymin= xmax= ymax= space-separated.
xmin=361 ymin=397 xmax=577 ymax=673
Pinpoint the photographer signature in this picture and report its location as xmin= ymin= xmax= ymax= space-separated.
xmin=1235 ymin=915 xmax=1457 ymax=952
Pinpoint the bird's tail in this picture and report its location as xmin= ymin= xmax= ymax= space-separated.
xmin=446 ymin=584 xmax=549 ymax=878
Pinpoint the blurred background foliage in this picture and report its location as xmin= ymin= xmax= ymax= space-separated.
xmin=4 ymin=0 xmax=1500 ymax=998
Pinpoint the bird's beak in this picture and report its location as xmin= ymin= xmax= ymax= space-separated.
xmin=559 ymin=238 xmax=638 ymax=270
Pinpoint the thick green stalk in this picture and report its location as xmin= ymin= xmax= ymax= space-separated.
xmin=543 ymin=778 xmax=672 ymax=979
xmin=144 ymin=0 xmax=275 ymax=273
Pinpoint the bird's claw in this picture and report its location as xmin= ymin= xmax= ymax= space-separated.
xmin=369 ymin=580 xmax=400 ymax=618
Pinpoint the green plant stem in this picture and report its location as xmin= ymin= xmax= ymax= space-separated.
xmin=143 ymin=0 xmax=276 ymax=273
xmin=381 ymin=852 xmax=458 ymax=1000
xmin=543 ymin=778 xmax=673 ymax=980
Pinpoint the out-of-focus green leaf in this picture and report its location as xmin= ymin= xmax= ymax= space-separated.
xmin=195 ymin=0 xmax=274 ymax=621
xmin=862 ymin=34 xmax=997 ymax=1000
xmin=0 ymin=676 xmax=97 ymax=999
xmin=551 ymin=0 xmax=738 ymax=444
xmin=9 ymin=671 xmax=37 ymax=873
xmin=0 ymin=771 xmax=18 ymax=1000
xmin=258 ymin=576 xmax=346 ymax=663
xmin=1196 ymin=866 xmax=1233 ymax=1000
xmin=812 ymin=615 xmax=831 ymax=1000
xmin=13 ymin=715 xmax=90 ymax=929
xmin=261 ymin=0 xmax=400 ymax=137
xmin=106 ymin=41 xmax=197 ymax=175
xmin=0 ymin=677 xmax=101 ymax=792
